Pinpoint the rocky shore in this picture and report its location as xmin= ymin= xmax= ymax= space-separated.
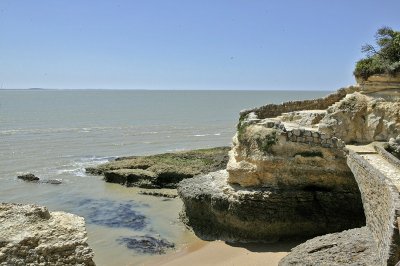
xmin=178 ymin=75 xmax=400 ymax=265
xmin=86 ymin=146 xmax=230 ymax=188
xmin=0 ymin=203 xmax=94 ymax=266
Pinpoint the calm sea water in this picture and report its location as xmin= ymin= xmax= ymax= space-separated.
xmin=0 ymin=89 xmax=329 ymax=265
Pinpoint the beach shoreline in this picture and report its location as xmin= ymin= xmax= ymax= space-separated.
xmin=146 ymin=239 xmax=300 ymax=266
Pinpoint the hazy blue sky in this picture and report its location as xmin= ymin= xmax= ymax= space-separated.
xmin=0 ymin=1 xmax=399 ymax=90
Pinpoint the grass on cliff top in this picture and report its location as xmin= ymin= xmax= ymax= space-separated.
xmin=86 ymin=146 xmax=230 ymax=177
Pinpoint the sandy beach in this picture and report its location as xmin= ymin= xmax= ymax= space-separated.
xmin=147 ymin=239 xmax=300 ymax=266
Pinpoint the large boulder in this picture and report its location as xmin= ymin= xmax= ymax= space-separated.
xmin=0 ymin=203 xmax=95 ymax=265
xmin=279 ymin=227 xmax=379 ymax=266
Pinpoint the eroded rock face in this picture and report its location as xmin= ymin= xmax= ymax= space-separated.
xmin=227 ymin=117 xmax=353 ymax=190
xmin=0 ymin=203 xmax=95 ymax=266
xmin=356 ymin=73 xmax=400 ymax=93
xmin=318 ymin=92 xmax=400 ymax=144
xmin=178 ymin=171 xmax=364 ymax=242
xmin=279 ymin=227 xmax=379 ymax=266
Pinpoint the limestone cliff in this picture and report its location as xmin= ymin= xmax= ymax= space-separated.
xmin=178 ymin=76 xmax=400 ymax=265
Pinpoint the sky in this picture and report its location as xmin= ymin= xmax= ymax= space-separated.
xmin=0 ymin=1 xmax=399 ymax=90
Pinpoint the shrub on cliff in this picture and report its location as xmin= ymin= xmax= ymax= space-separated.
xmin=354 ymin=26 xmax=400 ymax=80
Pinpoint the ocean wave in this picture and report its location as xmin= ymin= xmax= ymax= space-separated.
xmin=56 ymin=156 xmax=115 ymax=177
xmin=193 ymin=133 xmax=222 ymax=137
xmin=0 ymin=127 xmax=162 ymax=136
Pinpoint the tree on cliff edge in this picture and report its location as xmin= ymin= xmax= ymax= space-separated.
xmin=354 ymin=26 xmax=400 ymax=79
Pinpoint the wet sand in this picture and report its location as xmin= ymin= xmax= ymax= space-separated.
xmin=147 ymin=239 xmax=300 ymax=266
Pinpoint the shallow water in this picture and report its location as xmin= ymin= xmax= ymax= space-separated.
xmin=0 ymin=89 xmax=329 ymax=265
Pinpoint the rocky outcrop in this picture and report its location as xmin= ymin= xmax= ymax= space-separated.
xmin=104 ymin=169 xmax=157 ymax=188
xmin=356 ymin=73 xmax=400 ymax=93
xmin=318 ymin=92 xmax=400 ymax=144
xmin=0 ymin=203 xmax=94 ymax=265
xmin=17 ymin=173 xmax=39 ymax=181
xmin=279 ymin=227 xmax=379 ymax=266
xmin=178 ymin=79 xmax=400 ymax=264
xmin=86 ymin=147 xmax=230 ymax=188
xmin=280 ymin=145 xmax=400 ymax=265
xmin=17 ymin=173 xmax=62 ymax=185
xmin=386 ymin=135 xmax=400 ymax=159
xmin=228 ymin=118 xmax=350 ymax=188
xmin=179 ymin=170 xmax=364 ymax=241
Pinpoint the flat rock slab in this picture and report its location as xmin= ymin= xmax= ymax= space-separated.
xmin=346 ymin=144 xmax=377 ymax=154
xmin=279 ymin=227 xmax=379 ymax=266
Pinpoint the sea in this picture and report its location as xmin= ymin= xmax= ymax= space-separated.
xmin=0 ymin=89 xmax=330 ymax=265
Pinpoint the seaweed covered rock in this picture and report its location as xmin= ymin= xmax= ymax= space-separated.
xmin=104 ymin=169 xmax=157 ymax=188
xmin=86 ymin=147 xmax=230 ymax=188
xmin=17 ymin=173 xmax=39 ymax=182
xmin=0 ymin=203 xmax=94 ymax=266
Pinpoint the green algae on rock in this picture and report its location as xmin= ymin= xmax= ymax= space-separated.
xmin=86 ymin=146 xmax=230 ymax=188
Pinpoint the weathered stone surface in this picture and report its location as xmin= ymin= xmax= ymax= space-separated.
xmin=178 ymin=170 xmax=364 ymax=242
xmin=0 ymin=203 xmax=94 ymax=266
xmin=347 ymin=151 xmax=400 ymax=265
xmin=356 ymin=73 xmax=400 ymax=93
xmin=318 ymin=92 xmax=400 ymax=144
xmin=17 ymin=173 xmax=39 ymax=182
xmin=278 ymin=110 xmax=326 ymax=126
xmin=387 ymin=135 xmax=400 ymax=159
xmin=228 ymin=119 xmax=352 ymax=189
xmin=86 ymin=147 xmax=230 ymax=188
xmin=279 ymin=227 xmax=379 ymax=266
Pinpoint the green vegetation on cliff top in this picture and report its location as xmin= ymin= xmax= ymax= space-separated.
xmin=354 ymin=26 xmax=400 ymax=79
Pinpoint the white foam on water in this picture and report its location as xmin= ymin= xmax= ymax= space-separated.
xmin=55 ymin=156 xmax=115 ymax=177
